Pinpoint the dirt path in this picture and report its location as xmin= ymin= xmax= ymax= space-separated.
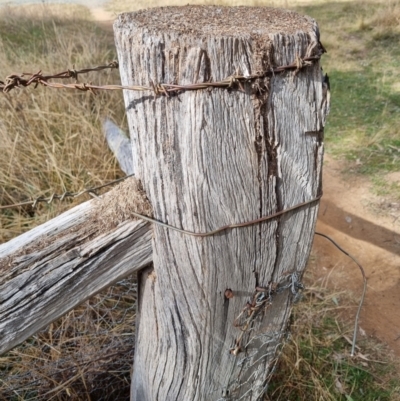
xmin=312 ymin=156 xmax=400 ymax=355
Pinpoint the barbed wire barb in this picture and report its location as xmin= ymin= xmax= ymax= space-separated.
xmin=0 ymin=55 xmax=321 ymax=95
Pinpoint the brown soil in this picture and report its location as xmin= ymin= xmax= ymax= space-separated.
xmin=312 ymin=155 xmax=400 ymax=356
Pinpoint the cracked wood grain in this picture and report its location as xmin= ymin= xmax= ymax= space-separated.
xmin=0 ymin=198 xmax=153 ymax=355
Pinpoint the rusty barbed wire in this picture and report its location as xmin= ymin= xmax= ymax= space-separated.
xmin=0 ymin=61 xmax=119 ymax=93
xmin=0 ymin=173 xmax=134 ymax=211
xmin=0 ymin=55 xmax=320 ymax=95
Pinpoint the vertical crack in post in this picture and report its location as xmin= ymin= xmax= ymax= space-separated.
xmin=266 ymin=99 xmax=283 ymax=281
xmin=251 ymin=35 xmax=273 ymax=284
xmin=254 ymin=83 xmax=277 ymax=281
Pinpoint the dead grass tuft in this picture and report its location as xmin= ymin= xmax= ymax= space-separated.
xmin=93 ymin=177 xmax=153 ymax=230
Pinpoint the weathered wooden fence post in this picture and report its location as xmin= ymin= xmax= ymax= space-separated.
xmin=114 ymin=6 xmax=328 ymax=400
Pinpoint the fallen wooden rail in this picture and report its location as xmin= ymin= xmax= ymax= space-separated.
xmin=0 ymin=190 xmax=152 ymax=355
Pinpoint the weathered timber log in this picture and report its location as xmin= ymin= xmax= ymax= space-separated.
xmin=0 ymin=178 xmax=153 ymax=355
xmin=114 ymin=5 xmax=328 ymax=401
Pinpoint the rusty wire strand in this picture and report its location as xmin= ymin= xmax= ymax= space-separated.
xmin=1 ymin=56 xmax=320 ymax=95
xmin=0 ymin=174 xmax=134 ymax=210
xmin=129 ymin=194 xmax=322 ymax=237
xmin=314 ymin=232 xmax=367 ymax=357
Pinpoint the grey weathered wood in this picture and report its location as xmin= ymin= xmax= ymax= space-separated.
xmin=103 ymin=117 xmax=135 ymax=175
xmin=114 ymin=5 xmax=328 ymax=401
xmin=0 ymin=199 xmax=93 ymax=260
xmin=0 ymin=184 xmax=153 ymax=355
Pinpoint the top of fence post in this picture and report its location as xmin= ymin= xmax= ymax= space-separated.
xmin=114 ymin=5 xmax=328 ymax=400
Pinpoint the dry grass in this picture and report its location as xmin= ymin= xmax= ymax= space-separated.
xmin=0 ymin=277 xmax=136 ymax=400
xmin=0 ymin=6 xmax=133 ymax=399
xmin=2 ymin=270 xmax=398 ymax=400
xmin=0 ymin=4 xmax=126 ymax=243
xmin=365 ymin=0 xmax=400 ymax=39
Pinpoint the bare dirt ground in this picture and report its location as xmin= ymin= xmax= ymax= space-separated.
xmin=312 ymin=155 xmax=400 ymax=356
